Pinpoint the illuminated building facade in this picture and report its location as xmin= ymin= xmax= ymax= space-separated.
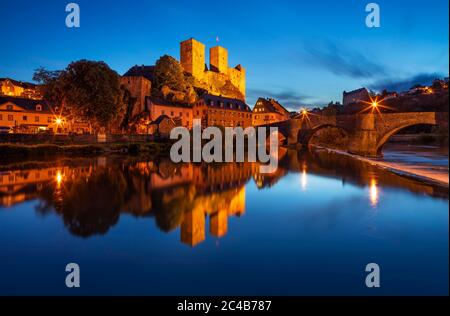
xmin=252 ymin=97 xmax=290 ymax=126
xmin=193 ymin=94 xmax=252 ymax=129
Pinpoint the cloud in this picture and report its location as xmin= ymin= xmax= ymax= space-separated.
xmin=247 ymin=88 xmax=321 ymax=110
xmin=368 ymin=73 xmax=445 ymax=92
xmin=297 ymin=41 xmax=388 ymax=79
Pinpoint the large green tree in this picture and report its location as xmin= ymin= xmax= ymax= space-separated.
xmin=34 ymin=60 xmax=125 ymax=130
xmin=153 ymin=55 xmax=188 ymax=91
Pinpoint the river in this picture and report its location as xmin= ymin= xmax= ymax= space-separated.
xmin=0 ymin=149 xmax=448 ymax=295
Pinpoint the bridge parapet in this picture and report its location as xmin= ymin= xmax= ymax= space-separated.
xmin=273 ymin=111 xmax=448 ymax=157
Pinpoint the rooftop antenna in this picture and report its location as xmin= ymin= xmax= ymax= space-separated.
xmin=216 ymin=36 xmax=220 ymax=43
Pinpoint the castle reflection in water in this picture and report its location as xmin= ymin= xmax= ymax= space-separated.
xmin=0 ymin=150 xmax=447 ymax=247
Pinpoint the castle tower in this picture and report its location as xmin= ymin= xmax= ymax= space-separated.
xmin=210 ymin=46 xmax=228 ymax=73
xmin=180 ymin=38 xmax=205 ymax=78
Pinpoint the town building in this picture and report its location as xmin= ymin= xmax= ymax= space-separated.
xmin=121 ymin=66 xmax=154 ymax=117
xmin=252 ymin=98 xmax=290 ymax=126
xmin=0 ymin=96 xmax=89 ymax=134
xmin=193 ymin=94 xmax=252 ymax=129
xmin=148 ymin=115 xmax=176 ymax=138
xmin=0 ymin=78 xmax=42 ymax=100
xmin=343 ymin=87 xmax=371 ymax=106
xmin=146 ymin=96 xmax=193 ymax=129
xmin=180 ymin=38 xmax=246 ymax=100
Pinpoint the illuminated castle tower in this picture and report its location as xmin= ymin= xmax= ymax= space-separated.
xmin=210 ymin=46 xmax=228 ymax=73
xmin=180 ymin=38 xmax=246 ymax=100
xmin=180 ymin=38 xmax=205 ymax=79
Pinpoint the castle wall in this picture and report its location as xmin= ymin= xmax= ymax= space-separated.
xmin=120 ymin=76 xmax=151 ymax=117
xmin=227 ymin=67 xmax=246 ymax=97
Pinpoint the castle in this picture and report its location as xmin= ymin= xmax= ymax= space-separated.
xmin=180 ymin=38 xmax=246 ymax=100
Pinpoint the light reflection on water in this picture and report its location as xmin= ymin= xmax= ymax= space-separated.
xmin=0 ymin=149 xmax=448 ymax=295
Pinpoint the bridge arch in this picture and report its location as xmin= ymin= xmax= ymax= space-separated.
xmin=375 ymin=122 xmax=438 ymax=155
xmin=298 ymin=124 xmax=350 ymax=147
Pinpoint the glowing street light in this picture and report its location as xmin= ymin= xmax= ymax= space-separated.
xmin=56 ymin=170 xmax=64 ymax=188
xmin=371 ymin=100 xmax=378 ymax=108
xmin=55 ymin=117 xmax=63 ymax=125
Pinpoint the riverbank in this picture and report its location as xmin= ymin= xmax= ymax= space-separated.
xmin=312 ymin=145 xmax=449 ymax=187
xmin=0 ymin=142 xmax=172 ymax=161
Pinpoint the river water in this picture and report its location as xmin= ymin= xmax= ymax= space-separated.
xmin=0 ymin=149 xmax=448 ymax=295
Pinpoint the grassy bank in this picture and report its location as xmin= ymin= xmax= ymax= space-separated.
xmin=0 ymin=142 xmax=173 ymax=160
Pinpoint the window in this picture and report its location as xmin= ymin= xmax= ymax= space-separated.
xmin=171 ymin=111 xmax=174 ymax=116
xmin=48 ymin=117 xmax=52 ymax=123
xmin=161 ymin=110 xmax=165 ymax=115
xmin=23 ymin=115 xmax=27 ymax=121
xmin=6 ymin=104 xmax=13 ymax=110
xmin=8 ymin=115 xmax=13 ymax=121
xmin=179 ymin=112 xmax=182 ymax=117
xmin=36 ymin=105 xmax=42 ymax=111
xmin=35 ymin=116 xmax=39 ymax=122
xmin=0 ymin=114 xmax=2 ymax=120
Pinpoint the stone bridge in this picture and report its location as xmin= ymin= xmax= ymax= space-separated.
xmin=265 ymin=112 xmax=448 ymax=157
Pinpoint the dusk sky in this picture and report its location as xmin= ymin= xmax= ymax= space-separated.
xmin=1 ymin=0 xmax=448 ymax=110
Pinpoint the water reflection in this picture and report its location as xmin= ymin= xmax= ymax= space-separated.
xmin=0 ymin=149 xmax=447 ymax=246
xmin=370 ymin=178 xmax=379 ymax=207
xmin=301 ymin=162 xmax=308 ymax=191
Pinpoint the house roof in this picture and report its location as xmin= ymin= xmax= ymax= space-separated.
xmin=0 ymin=78 xmax=38 ymax=90
xmin=151 ymin=114 xmax=175 ymax=125
xmin=253 ymin=98 xmax=289 ymax=115
xmin=0 ymin=96 xmax=52 ymax=112
xmin=123 ymin=65 xmax=155 ymax=82
xmin=343 ymin=87 xmax=368 ymax=95
xmin=146 ymin=96 xmax=192 ymax=108
xmin=199 ymin=94 xmax=251 ymax=112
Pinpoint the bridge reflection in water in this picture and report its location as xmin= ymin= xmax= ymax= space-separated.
xmin=0 ymin=150 xmax=447 ymax=247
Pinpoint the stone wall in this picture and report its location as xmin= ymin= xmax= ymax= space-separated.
xmin=0 ymin=133 xmax=154 ymax=144
xmin=120 ymin=76 xmax=152 ymax=116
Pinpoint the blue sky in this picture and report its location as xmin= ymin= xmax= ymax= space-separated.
xmin=0 ymin=0 xmax=448 ymax=110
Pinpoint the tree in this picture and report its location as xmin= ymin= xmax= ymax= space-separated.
xmin=153 ymin=55 xmax=191 ymax=94
xmin=34 ymin=60 xmax=125 ymax=131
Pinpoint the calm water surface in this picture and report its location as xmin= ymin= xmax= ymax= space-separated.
xmin=0 ymin=149 xmax=448 ymax=295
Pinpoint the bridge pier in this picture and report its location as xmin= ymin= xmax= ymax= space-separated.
xmin=347 ymin=130 xmax=380 ymax=157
